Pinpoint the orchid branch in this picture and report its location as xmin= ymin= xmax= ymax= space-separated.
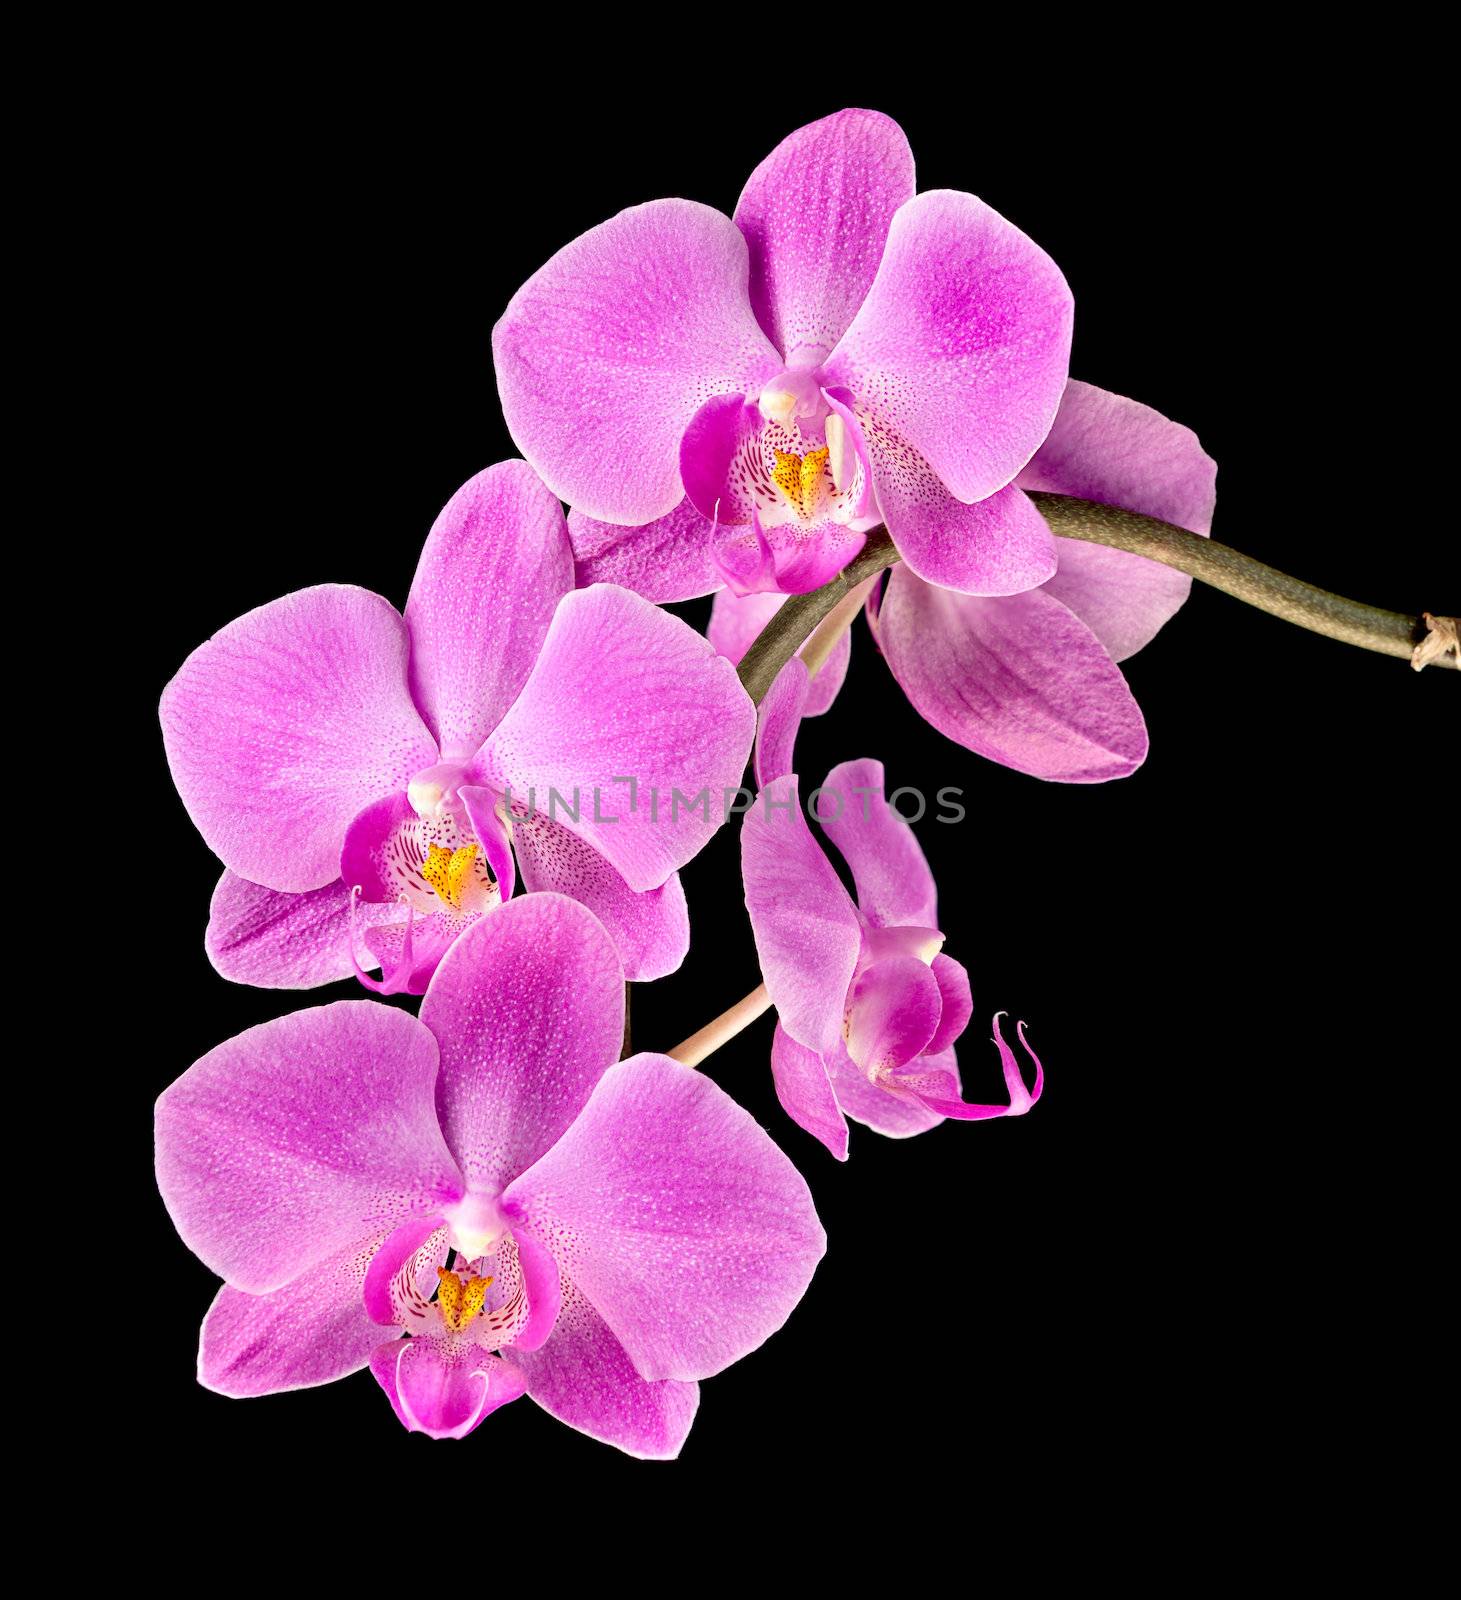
xmin=733 ymin=495 xmax=1458 ymax=706
xmin=667 ymin=984 xmax=772 ymax=1068
xmin=1028 ymin=493 xmax=1458 ymax=672
xmin=735 ymin=528 xmax=901 ymax=703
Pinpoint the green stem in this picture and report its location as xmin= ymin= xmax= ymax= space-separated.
xmin=1027 ymin=493 xmax=1454 ymax=669
xmin=734 ymin=498 xmax=1456 ymax=705
xmin=736 ymin=527 xmax=900 ymax=704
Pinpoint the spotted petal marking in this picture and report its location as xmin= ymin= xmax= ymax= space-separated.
xmin=385 ymin=1226 xmax=449 ymax=1331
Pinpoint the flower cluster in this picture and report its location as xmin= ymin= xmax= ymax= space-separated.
xmin=155 ymin=107 xmax=1216 ymax=1456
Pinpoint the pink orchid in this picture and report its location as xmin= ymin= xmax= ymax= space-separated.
xmin=160 ymin=460 xmax=755 ymax=994
xmin=155 ymin=893 xmax=825 ymax=1457
xmin=709 ymin=380 xmax=1216 ymax=781
xmin=495 ymin=107 xmax=1073 ymax=601
xmin=741 ymin=662 xmax=1043 ymax=1160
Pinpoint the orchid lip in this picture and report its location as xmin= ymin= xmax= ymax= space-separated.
xmin=349 ymin=785 xmax=502 ymax=931
xmin=390 ymin=1341 xmax=495 ymax=1439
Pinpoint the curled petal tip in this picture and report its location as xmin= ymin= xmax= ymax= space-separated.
xmin=347 ymin=884 xmax=386 ymax=993
xmin=347 ymin=884 xmax=414 ymax=996
xmin=993 ymin=1011 xmax=1043 ymax=1115
xmin=1017 ymin=1020 xmax=1045 ymax=1107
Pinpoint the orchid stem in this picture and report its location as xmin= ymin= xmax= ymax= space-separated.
xmin=736 ymin=529 xmax=900 ymax=704
xmin=1027 ymin=494 xmax=1456 ymax=671
xmin=667 ymin=983 xmax=772 ymax=1069
xmin=734 ymin=497 xmax=1457 ymax=705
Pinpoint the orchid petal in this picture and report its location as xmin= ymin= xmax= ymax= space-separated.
xmin=682 ymin=394 xmax=869 ymax=595
xmin=710 ymin=510 xmax=776 ymax=596
xmin=458 ymin=785 xmax=516 ymax=907
xmin=825 ymin=1039 xmax=948 ymax=1139
xmin=1043 ymin=539 xmax=1200 ymax=666
xmin=509 ymin=1229 xmax=563 ymax=1354
xmin=877 ymin=566 xmax=1148 ymax=782
xmin=1019 ymin=378 xmax=1216 ymax=530
xmin=361 ymin=1214 xmax=449 ymax=1327
xmin=493 ymin=199 xmax=780 ymax=525
xmin=754 ymin=658 xmax=809 ymax=789
xmin=155 ymin=1003 xmax=464 ymax=1294
xmin=861 ymin=924 xmax=945 ymax=966
xmin=741 ymin=775 xmax=862 ymax=1055
xmin=160 ymin=585 xmax=437 ymax=893
xmin=712 ymin=510 xmax=868 ymax=598
xmin=339 ymin=791 xmax=419 ymax=906
xmin=567 ymin=498 xmax=721 ymax=603
xmin=869 ymin=456 xmax=1057 ymax=595
xmin=926 ymin=954 xmax=974 ymax=1057
xmin=404 ymin=461 xmax=574 ymax=759
xmin=816 ymin=757 xmax=938 ymax=928
xmin=844 ymin=956 xmax=943 ymax=1074
xmin=419 ymin=893 xmax=624 ymax=1193
xmin=200 ymin=1228 xmax=442 ymax=1398
xmin=337 ymin=792 xmax=473 ymax=995
xmin=505 ymin=1280 xmax=699 ymax=1460
xmin=878 ymin=1055 xmax=1005 ymax=1121
xmin=770 ymin=1024 xmax=849 ymax=1161
xmin=359 ymin=906 xmax=462 ymax=999
xmin=994 ymin=1012 xmax=1045 ymax=1115
xmin=823 ymin=189 xmax=1072 ymax=505
xmin=477 ymin=585 xmax=755 ymax=893
xmin=1018 ymin=379 xmax=1217 ymax=660
xmin=204 ymin=870 xmax=358 ymax=990
xmin=506 ymin=1053 xmax=824 ymax=1383
xmin=510 ymin=807 xmax=689 ymax=982
xmin=734 ymin=108 xmax=915 ymax=365
xmin=680 ymin=392 xmax=764 ymax=526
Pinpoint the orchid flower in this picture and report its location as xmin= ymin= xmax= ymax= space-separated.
xmin=494 ymin=107 xmax=1072 ymax=601
xmin=741 ymin=661 xmax=1042 ymax=1160
xmin=155 ymin=893 xmax=825 ymax=1456
xmin=712 ymin=380 xmax=1219 ymax=781
xmin=160 ymin=460 xmax=755 ymax=993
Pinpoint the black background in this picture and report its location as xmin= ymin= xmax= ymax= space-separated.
xmin=117 ymin=43 xmax=1454 ymax=1516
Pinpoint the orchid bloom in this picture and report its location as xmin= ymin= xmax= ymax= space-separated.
xmin=160 ymin=460 xmax=754 ymax=993
xmin=494 ymin=107 xmax=1072 ymax=601
xmin=155 ymin=893 xmax=825 ymax=1456
xmin=712 ymin=380 xmax=1218 ymax=781
xmin=741 ymin=661 xmax=1042 ymax=1160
